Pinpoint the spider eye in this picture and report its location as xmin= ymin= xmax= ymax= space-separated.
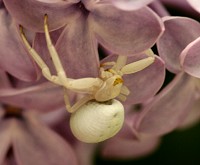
xmin=113 ymin=78 xmax=123 ymax=86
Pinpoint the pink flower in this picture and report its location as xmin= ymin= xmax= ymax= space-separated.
xmin=1 ymin=0 xmax=164 ymax=80
xmin=156 ymin=16 xmax=200 ymax=130
xmin=0 ymin=0 xmax=172 ymax=163
xmin=0 ymin=108 xmax=78 ymax=165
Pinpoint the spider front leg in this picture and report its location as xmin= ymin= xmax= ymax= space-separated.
xmin=43 ymin=14 xmax=68 ymax=85
xmin=20 ymin=14 xmax=69 ymax=87
xmin=19 ymin=26 xmax=61 ymax=85
xmin=120 ymin=53 xmax=155 ymax=75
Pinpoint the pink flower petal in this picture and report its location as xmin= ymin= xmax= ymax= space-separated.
xmin=0 ymin=120 xmax=13 ymax=164
xmin=101 ymin=135 xmax=160 ymax=159
xmin=74 ymin=142 xmax=97 ymax=165
xmin=181 ymin=37 xmax=200 ymax=78
xmin=157 ymin=16 xmax=200 ymax=73
xmin=161 ymin=0 xmax=198 ymax=13
xmin=135 ymin=73 xmax=196 ymax=135
xmin=33 ymin=28 xmax=65 ymax=76
xmin=0 ymin=9 xmax=37 ymax=81
xmin=124 ymin=56 xmax=165 ymax=104
xmin=0 ymin=82 xmax=65 ymax=112
xmin=178 ymin=98 xmax=200 ymax=129
xmin=56 ymin=14 xmax=99 ymax=78
xmin=0 ymin=71 xmax=11 ymax=88
xmin=187 ymin=0 xmax=200 ymax=13
xmin=89 ymin=0 xmax=154 ymax=11
xmin=13 ymin=112 xmax=78 ymax=165
xmin=109 ymin=0 xmax=155 ymax=11
xmin=2 ymin=155 xmax=17 ymax=165
xmin=89 ymin=5 xmax=164 ymax=55
xmin=117 ymin=113 xmax=139 ymax=140
xmin=3 ymin=0 xmax=80 ymax=31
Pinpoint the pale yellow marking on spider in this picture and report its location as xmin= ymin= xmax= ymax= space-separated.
xmin=19 ymin=14 xmax=155 ymax=114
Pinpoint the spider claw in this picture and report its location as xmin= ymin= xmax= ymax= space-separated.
xmin=44 ymin=14 xmax=48 ymax=24
xmin=19 ymin=25 xmax=23 ymax=33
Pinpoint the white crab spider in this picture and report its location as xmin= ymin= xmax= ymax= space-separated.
xmin=19 ymin=14 xmax=155 ymax=143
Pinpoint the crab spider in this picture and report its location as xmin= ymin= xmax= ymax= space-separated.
xmin=19 ymin=14 xmax=156 ymax=143
xmin=19 ymin=14 xmax=155 ymax=114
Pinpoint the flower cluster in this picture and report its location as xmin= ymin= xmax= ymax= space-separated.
xmin=0 ymin=0 xmax=200 ymax=164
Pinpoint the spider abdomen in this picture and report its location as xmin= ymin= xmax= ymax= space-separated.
xmin=70 ymin=99 xmax=124 ymax=143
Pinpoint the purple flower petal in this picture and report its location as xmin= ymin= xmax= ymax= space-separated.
xmin=114 ymin=120 xmax=138 ymax=140
xmin=116 ymin=106 xmax=140 ymax=139
xmin=33 ymin=28 xmax=64 ymax=76
xmin=161 ymin=0 xmax=197 ymax=12
xmin=0 ymin=71 xmax=12 ymax=88
xmin=124 ymin=55 xmax=165 ymax=104
xmin=39 ymin=108 xmax=68 ymax=126
xmin=0 ymin=106 xmax=5 ymax=118
xmin=0 ymin=82 xmax=65 ymax=112
xmin=0 ymin=9 xmax=37 ymax=81
xmin=13 ymin=112 xmax=78 ymax=165
xmin=74 ymin=142 xmax=97 ymax=165
xmin=3 ymin=0 xmax=80 ymax=31
xmin=56 ymin=15 xmax=99 ymax=78
xmin=2 ymin=156 xmax=17 ymax=165
xmin=187 ymin=0 xmax=200 ymax=13
xmin=0 ymin=119 xmax=12 ymax=164
xmin=89 ymin=5 xmax=164 ymax=55
xmin=109 ymin=0 xmax=155 ymax=11
xmin=101 ymin=135 xmax=160 ymax=159
xmin=135 ymin=73 xmax=196 ymax=135
xmin=179 ymin=98 xmax=200 ymax=129
xmin=157 ymin=16 xmax=200 ymax=73
xmin=181 ymin=37 xmax=200 ymax=78
xmin=87 ymin=0 xmax=154 ymax=11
